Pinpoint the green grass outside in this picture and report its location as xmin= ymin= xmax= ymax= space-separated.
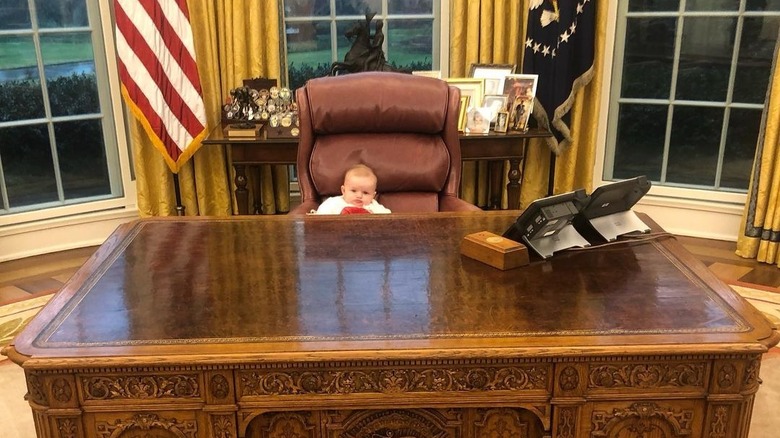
xmin=0 ymin=38 xmax=94 ymax=69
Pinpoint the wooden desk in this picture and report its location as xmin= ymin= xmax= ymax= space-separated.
xmin=203 ymin=124 xmax=551 ymax=214
xmin=4 ymin=213 xmax=777 ymax=438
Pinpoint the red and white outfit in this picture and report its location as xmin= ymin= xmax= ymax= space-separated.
xmin=315 ymin=196 xmax=391 ymax=215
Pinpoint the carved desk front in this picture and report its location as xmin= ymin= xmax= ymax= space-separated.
xmin=4 ymin=212 xmax=777 ymax=438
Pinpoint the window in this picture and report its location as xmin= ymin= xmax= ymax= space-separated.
xmin=0 ymin=0 xmax=125 ymax=217
xmin=605 ymin=0 xmax=779 ymax=194
xmin=282 ymin=0 xmax=440 ymax=90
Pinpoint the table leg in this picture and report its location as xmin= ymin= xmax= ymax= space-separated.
xmin=252 ymin=166 xmax=262 ymax=214
xmin=235 ymin=164 xmax=249 ymax=215
xmin=488 ymin=161 xmax=503 ymax=210
xmin=507 ymin=159 xmax=521 ymax=210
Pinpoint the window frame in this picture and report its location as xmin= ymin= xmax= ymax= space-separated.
xmin=0 ymin=0 xmax=136 ymax=227
xmin=600 ymin=1 xmax=779 ymax=207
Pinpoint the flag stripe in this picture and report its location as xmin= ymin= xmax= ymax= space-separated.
xmin=115 ymin=26 xmax=194 ymax=153
xmin=113 ymin=0 xmax=207 ymax=173
xmin=115 ymin=2 xmax=204 ymax=136
xmin=118 ymin=0 xmax=203 ymax=120
xmin=138 ymin=0 xmax=203 ymax=95
xmin=117 ymin=61 xmax=181 ymax=161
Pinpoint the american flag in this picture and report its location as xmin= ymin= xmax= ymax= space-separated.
xmin=114 ymin=0 xmax=207 ymax=173
xmin=523 ymin=0 xmax=595 ymax=154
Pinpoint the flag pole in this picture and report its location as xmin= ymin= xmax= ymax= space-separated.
xmin=173 ymin=173 xmax=185 ymax=216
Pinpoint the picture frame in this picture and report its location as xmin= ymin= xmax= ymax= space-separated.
xmin=412 ymin=70 xmax=442 ymax=79
xmin=465 ymin=107 xmax=492 ymax=134
xmin=502 ymin=74 xmax=538 ymax=132
xmin=457 ymin=96 xmax=470 ymax=132
xmin=482 ymin=95 xmax=508 ymax=123
xmin=494 ymin=110 xmax=510 ymax=133
xmin=446 ymin=78 xmax=486 ymax=110
xmin=502 ymin=74 xmax=538 ymax=109
xmin=469 ymin=63 xmax=516 ymax=96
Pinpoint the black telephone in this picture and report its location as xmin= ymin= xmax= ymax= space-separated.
xmin=503 ymin=189 xmax=590 ymax=258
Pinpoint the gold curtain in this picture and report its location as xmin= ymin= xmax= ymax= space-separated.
xmin=132 ymin=0 xmax=287 ymax=216
xmin=735 ymin=37 xmax=780 ymax=265
xmin=449 ymin=1 xmax=607 ymax=209
xmin=450 ymin=0 xmax=521 ymax=208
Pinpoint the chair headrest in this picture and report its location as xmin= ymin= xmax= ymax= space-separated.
xmin=302 ymin=72 xmax=455 ymax=135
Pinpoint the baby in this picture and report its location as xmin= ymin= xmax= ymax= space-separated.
xmin=315 ymin=164 xmax=391 ymax=214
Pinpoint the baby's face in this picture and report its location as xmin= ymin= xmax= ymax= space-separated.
xmin=341 ymin=174 xmax=376 ymax=207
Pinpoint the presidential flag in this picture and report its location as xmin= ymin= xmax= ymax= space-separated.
xmin=523 ymin=0 xmax=595 ymax=154
xmin=114 ymin=0 xmax=207 ymax=173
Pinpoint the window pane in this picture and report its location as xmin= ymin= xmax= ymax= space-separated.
xmin=0 ymin=124 xmax=57 ymax=207
xmin=722 ymin=108 xmax=761 ymax=190
xmin=389 ymin=0 xmax=433 ymax=14
xmin=613 ymin=104 xmax=667 ymax=180
xmin=387 ymin=19 xmax=432 ymax=70
xmin=40 ymin=32 xmax=99 ymax=115
xmin=628 ymin=0 xmax=679 ymax=12
xmin=733 ymin=15 xmax=778 ymax=104
xmin=685 ymin=0 xmax=739 ymax=11
xmin=676 ymin=17 xmax=733 ymax=101
xmin=286 ymin=19 xmax=332 ymax=90
xmin=0 ymin=0 xmax=31 ymax=30
xmin=54 ymin=120 xmax=111 ymax=199
xmin=622 ymin=17 xmax=676 ymax=99
xmin=0 ymin=36 xmax=46 ymax=121
xmin=34 ymin=0 xmax=88 ymax=28
xmin=747 ymin=0 xmax=780 ymax=11
xmin=336 ymin=0 xmax=381 ymax=15
xmin=284 ymin=0 xmax=330 ymax=17
xmin=667 ymin=106 xmax=723 ymax=186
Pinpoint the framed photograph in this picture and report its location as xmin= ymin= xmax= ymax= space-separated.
xmin=457 ymin=96 xmax=470 ymax=132
xmin=508 ymin=95 xmax=534 ymax=132
xmin=465 ymin=107 xmax=492 ymax=134
xmin=502 ymin=74 xmax=538 ymax=110
xmin=412 ymin=70 xmax=442 ymax=79
xmin=446 ymin=78 xmax=486 ymax=110
xmin=469 ymin=63 xmax=516 ymax=96
xmin=494 ymin=110 xmax=510 ymax=133
xmin=482 ymin=95 xmax=508 ymax=123
xmin=503 ymin=74 xmax=538 ymax=131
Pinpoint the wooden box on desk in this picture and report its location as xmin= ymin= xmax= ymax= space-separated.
xmin=460 ymin=231 xmax=529 ymax=270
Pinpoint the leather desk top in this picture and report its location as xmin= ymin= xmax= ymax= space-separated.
xmin=8 ymin=212 xmax=778 ymax=367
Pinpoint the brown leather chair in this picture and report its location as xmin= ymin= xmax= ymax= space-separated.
xmin=290 ymin=72 xmax=481 ymax=214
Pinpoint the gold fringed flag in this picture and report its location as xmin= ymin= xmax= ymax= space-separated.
xmin=114 ymin=0 xmax=207 ymax=173
xmin=523 ymin=0 xmax=596 ymax=155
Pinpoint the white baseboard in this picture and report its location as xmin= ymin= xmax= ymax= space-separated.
xmin=633 ymin=195 xmax=744 ymax=242
xmin=0 ymin=208 xmax=139 ymax=262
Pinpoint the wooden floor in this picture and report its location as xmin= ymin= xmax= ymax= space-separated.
xmin=1 ymin=236 xmax=779 ymax=306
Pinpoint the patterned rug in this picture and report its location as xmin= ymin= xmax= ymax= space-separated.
xmin=727 ymin=282 xmax=780 ymax=327
xmin=0 ymin=294 xmax=54 ymax=360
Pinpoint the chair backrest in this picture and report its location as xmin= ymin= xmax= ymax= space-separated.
xmin=294 ymin=71 xmax=465 ymax=213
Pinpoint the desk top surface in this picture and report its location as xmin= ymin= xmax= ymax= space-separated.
xmin=8 ymin=212 xmax=778 ymax=366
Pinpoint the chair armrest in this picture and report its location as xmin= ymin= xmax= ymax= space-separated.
xmin=439 ymin=196 xmax=482 ymax=212
xmin=289 ymin=201 xmax=321 ymax=215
